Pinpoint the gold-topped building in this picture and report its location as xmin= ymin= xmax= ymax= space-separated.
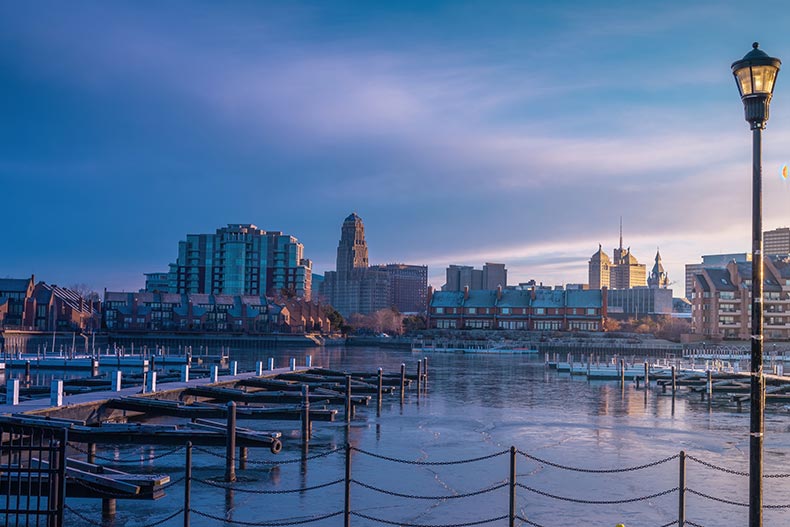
xmin=588 ymin=221 xmax=647 ymax=289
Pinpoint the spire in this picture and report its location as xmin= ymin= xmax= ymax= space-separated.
xmin=619 ymin=216 xmax=623 ymax=250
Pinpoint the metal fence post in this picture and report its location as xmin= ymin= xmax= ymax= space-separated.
xmin=302 ymin=384 xmax=310 ymax=445
xmin=678 ymin=450 xmax=686 ymax=527
xmin=225 ymin=402 xmax=236 ymax=482
xmin=417 ymin=360 xmax=422 ymax=400
xmin=509 ymin=446 xmax=516 ymax=527
xmin=344 ymin=443 xmax=352 ymax=527
xmin=184 ymin=442 xmax=192 ymax=527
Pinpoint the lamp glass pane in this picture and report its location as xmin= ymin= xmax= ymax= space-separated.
xmin=752 ymin=65 xmax=778 ymax=94
xmin=735 ymin=67 xmax=753 ymax=95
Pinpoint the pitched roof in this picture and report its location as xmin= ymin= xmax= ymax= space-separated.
xmin=464 ymin=290 xmax=497 ymax=308
xmin=0 ymin=278 xmax=32 ymax=293
xmin=531 ymin=289 xmax=565 ymax=308
xmin=705 ymin=268 xmax=736 ymax=291
xmin=430 ymin=291 xmax=465 ymax=308
xmin=566 ymin=289 xmax=603 ymax=308
xmin=497 ymin=289 xmax=532 ymax=308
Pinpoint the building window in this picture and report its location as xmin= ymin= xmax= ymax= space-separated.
xmin=501 ymin=308 xmax=511 ymax=315
xmin=534 ymin=308 xmax=545 ymax=315
xmin=435 ymin=307 xmax=444 ymax=314
xmin=467 ymin=308 xmax=476 ymax=314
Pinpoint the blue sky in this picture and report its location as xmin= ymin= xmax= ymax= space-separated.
xmin=4 ymin=1 xmax=790 ymax=296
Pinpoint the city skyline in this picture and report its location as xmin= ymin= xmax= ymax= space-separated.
xmin=5 ymin=2 xmax=790 ymax=296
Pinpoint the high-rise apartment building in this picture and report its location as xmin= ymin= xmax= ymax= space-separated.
xmin=320 ymin=213 xmax=428 ymax=317
xmin=443 ymin=263 xmax=507 ymax=291
xmin=684 ymin=253 xmax=751 ymax=300
xmin=147 ymin=224 xmax=312 ymax=299
xmin=764 ymin=227 xmax=790 ymax=255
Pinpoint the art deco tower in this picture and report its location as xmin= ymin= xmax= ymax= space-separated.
xmin=336 ymin=213 xmax=369 ymax=277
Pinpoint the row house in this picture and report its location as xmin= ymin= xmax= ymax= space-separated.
xmin=427 ymin=286 xmax=607 ymax=331
xmin=103 ymin=291 xmax=330 ymax=334
xmin=1 ymin=277 xmax=99 ymax=332
xmin=691 ymin=256 xmax=790 ymax=340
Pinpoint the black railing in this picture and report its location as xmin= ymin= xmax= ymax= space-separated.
xmin=54 ymin=441 xmax=790 ymax=527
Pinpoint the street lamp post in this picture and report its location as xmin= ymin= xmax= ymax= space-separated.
xmin=732 ymin=42 xmax=781 ymax=527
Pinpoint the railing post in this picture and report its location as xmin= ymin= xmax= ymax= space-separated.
xmin=671 ymin=365 xmax=677 ymax=397
xmin=225 ymin=401 xmax=236 ymax=482
xmin=620 ymin=359 xmax=625 ymax=386
xmin=344 ymin=443 xmax=352 ymax=527
xmin=509 ymin=446 xmax=517 ymax=527
xmin=184 ymin=441 xmax=192 ymax=527
xmin=644 ymin=361 xmax=649 ymax=389
xmin=678 ymin=450 xmax=686 ymax=527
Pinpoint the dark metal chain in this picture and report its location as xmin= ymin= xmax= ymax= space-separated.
xmin=516 ymin=483 xmax=678 ymax=504
xmin=350 ymin=511 xmax=509 ymax=527
xmin=64 ymin=504 xmax=104 ymax=527
xmin=514 ymin=516 xmax=547 ymax=527
xmin=350 ymin=446 xmax=509 ymax=465
xmin=685 ymin=520 xmax=706 ymax=527
xmin=518 ymin=449 xmax=679 ymax=473
xmin=193 ymin=476 xmax=344 ymax=494
xmin=65 ymin=504 xmax=184 ymax=527
xmin=685 ymin=488 xmax=748 ymax=507
xmin=685 ymin=455 xmax=749 ymax=477
xmin=190 ymin=508 xmax=344 ymax=526
xmin=192 ymin=445 xmax=342 ymax=465
xmin=68 ymin=442 xmax=185 ymax=464
xmin=351 ymin=478 xmax=507 ymax=499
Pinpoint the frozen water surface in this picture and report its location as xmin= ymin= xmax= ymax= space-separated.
xmin=65 ymin=346 xmax=790 ymax=527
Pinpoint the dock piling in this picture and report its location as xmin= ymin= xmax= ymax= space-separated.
xmin=181 ymin=365 xmax=190 ymax=383
xmin=230 ymin=361 xmax=238 ymax=376
xmin=400 ymin=363 xmax=406 ymax=405
xmin=644 ymin=362 xmax=649 ymax=389
xmin=112 ymin=371 xmax=122 ymax=392
xmin=225 ymin=402 xmax=237 ymax=482
xmin=306 ymin=355 xmax=312 ymax=368
xmin=50 ymin=380 xmax=63 ymax=407
xmin=147 ymin=372 xmax=157 ymax=393
xmin=377 ymin=368 xmax=383 ymax=417
xmin=210 ymin=366 xmax=219 ymax=383
xmin=619 ymin=359 xmax=625 ymax=386
xmin=7 ymin=379 xmax=19 ymax=406
xmin=102 ymin=498 xmax=116 ymax=520
xmin=267 ymin=357 xmax=274 ymax=370
xmin=24 ymin=361 xmax=30 ymax=384
xmin=345 ymin=376 xmax=352 ymax=424
xmin=671 ymin=365 xmax=677 ymax=397
xmin=255 ymin=361 xmax=263 ymax=376
xmin=301 ymin=384 xmax=310 ymax=445
xmin=417 ymin=360 xmax=422 ymax=400
xmin=290 ymin=358 xmax=297 ymax=371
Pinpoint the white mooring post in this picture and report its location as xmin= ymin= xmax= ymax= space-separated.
xmin=290 ymin=358 xmax=297 ymax=371
xmin=7 ymin=379 xmax=19 ymax=406
xmin=111 ymin=371 xmax=122 ymax=392
xmin=230 ymin=361 xmax=238 ymax=376
xmin=147 ymin=372 xmax=157 ymax=393
xmin=255 ymin=361 xmax=264 ymax=376
xmin=267 ymin=357 xmax=275 ymax=370
xmin=181 ymin=364 xmax=190 ymax=382
xmin=210 ymin=365 xmax=219 ymax=383
xmin=51 ymin=380 xmax=63 ymax=407
xmin=306 ymin=355 xmax=312 ymax=368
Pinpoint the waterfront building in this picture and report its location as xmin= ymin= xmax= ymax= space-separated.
xmin=427 ymin=286 xmax=606 ymax=331
xmin=147 ymin=224 xmax=312 ymax=299
xmin=0 ymin=276 xmax=35 ymax=327
xmin=764 ymin=227 xmax=790 ymax=255
xmin=0 ymin=277 xmax=99 ymax=332
xmin=443 ymin=263 xmax=507 ymax=291
xmin=691 ymin=255 xmax=790 ymax=340
xmin=371 ymin=264 xmax=429 ymax=314
xmin=103 ymin=291 xmax=329 ymax=334
xmin=684 ymin=253 xmax=751 ymax=300
xmin=588 ymin=224 xmax=646 ymax=289
xmin=606 ymin=288 xmax=673 ymax=319
xmin=320 ymin=213 xmax=427 ymax=317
